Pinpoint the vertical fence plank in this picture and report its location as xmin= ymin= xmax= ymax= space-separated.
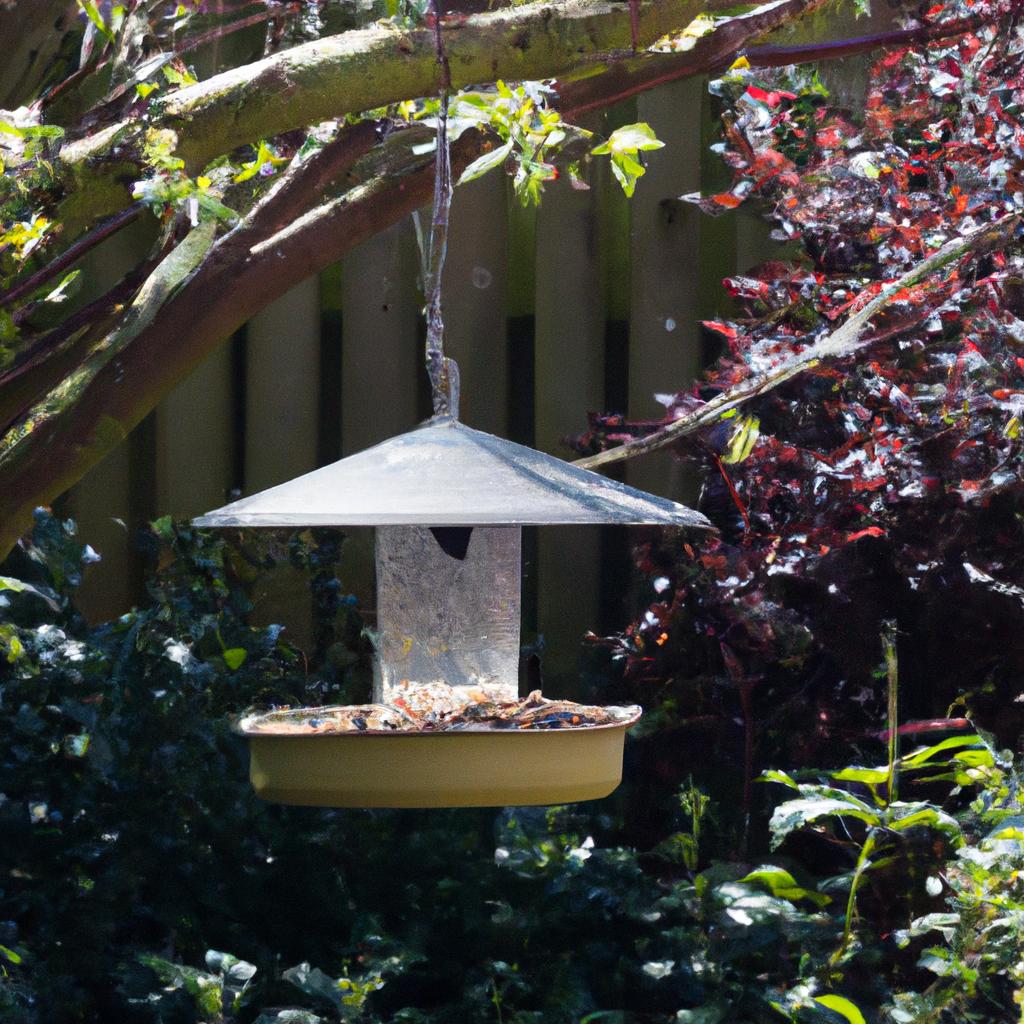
xmin=154 ymin=344 xmax=236 ymax=516
xmin=339 ymin=220 xmax=423 ymax=616
xmin=534 ymin=179 xmax=606 ymax=685
xmin=66 ymin=215 xmax=158 ymax=621
xmin=627 ymin=78 xmax=705 ymax=501
xmin=244 ymin=277 xmax=321 ymax=491
xmin=243 ymin=276 xmax=322 ymax=645
xmin=443 ymin=173 xmax=510 ymax=435
xmin=340 ymin=221 xmax=421 ymax=454
xmin=151 ymin=25 xmax=247 ymax=521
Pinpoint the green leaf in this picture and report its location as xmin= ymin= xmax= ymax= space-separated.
xmin=760 ymin=769 xmax=800 ymax=789
xmin=722 ymin=414 xmax=760 ymax=464
xmin=77 ymin=0 xmax=115 ymax=43
xmin=592 ymin=122 xmax=665 ymax=155
xmin=43 ymin=270 xmax=82 ymax=304
xmin=223 ymin=647 xmax=247 ymax=670
xmin=769 ymin=797 xmax=879 ymax=848
xmin=457 ymin=140 xmax=513 ymax=185
xmin=0 ymin=575 xmax=61 ymax=611
xmin=901 ymin=734 xmax=986 ymax=767
xmin=831 ymin=765 xmax=890 ymax=784
xmin=813 ymin=994 xmax=866 ymax=1024
xmin=0 ymin=945 xmax=23 ymax=965
xmin=886 ymin=803 xmax=962 ymax=837
xmin=737 ymin=866 xmax=830 ymax=906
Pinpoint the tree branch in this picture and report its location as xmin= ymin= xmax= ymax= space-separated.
xmin=0 ymin=132 xmax=489 ymax=558
xmin=555 ymin=4 xmax=1000 ymax=116
xmin=0 ymin=0 xmax=867 ymax=555
xmin=56 ymin=0 xmax=724 ymax=233
xmin=555 ymin=0 xmax=830 ymax=116
xmin=573 ymin=214 xmax=1023 ymax=471
xmin=0 ymin=203 xmax=145 ymax=311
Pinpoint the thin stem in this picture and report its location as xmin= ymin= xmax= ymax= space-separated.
xmin=424 ymin=0 xmax=458 ymax=419
xmin=883 ymin=620 xmax=899 ymax=806
xmin=832 ymin=829 xmax=878 ymax=966
xmin=0 ymin=203 xmax=145 ymax=311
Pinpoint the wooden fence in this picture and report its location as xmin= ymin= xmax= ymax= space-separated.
xmin=60 ymin=10 xmax=892 ymax=679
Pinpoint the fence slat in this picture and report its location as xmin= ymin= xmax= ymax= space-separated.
xmin=341 ymin=221 xmax=422 ymax=453
xmin=66 ymin=216 xmax=158 ymax=620
xmin=339 ymin=220 xmax=423 ymax=616
xmin=243 ymin=277 xmax=322 ymax=645
xmin=627 ymin=77 xmax=705 ymax=501
xmin=244 ymin=277 xmax=321 ymax=491
xmin=443 ymin=173 xmax=510 ymax=435
xmin=155 ymin=344 xmax=236 ymax=515
xmin=534 ymin=180 xmax=606 ymax=684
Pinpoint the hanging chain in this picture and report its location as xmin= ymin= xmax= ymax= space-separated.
xmin=423 ymin=0 xmax=459 ymax=419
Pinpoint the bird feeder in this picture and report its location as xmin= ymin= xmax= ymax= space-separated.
xmin=195 ymin=414 xmax=711 ymax=807
xmin=195 ymin=25 xmax=711 ymax=807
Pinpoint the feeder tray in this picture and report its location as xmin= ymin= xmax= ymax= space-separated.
xmin=196 ymin=416 xmax=711 ymax=807
xmin=236 ymin=700 xmax=642 ymax=807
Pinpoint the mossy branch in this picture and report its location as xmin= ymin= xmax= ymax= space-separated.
xmin=57 ymin=0 xmax=722 ymax=232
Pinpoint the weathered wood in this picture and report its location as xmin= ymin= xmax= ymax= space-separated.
xmin=533 ymin=169 xmax=605 ymax=680
xmin=443 ymin=173 xmax=510 ymax=434
xmin=154 ymin=345 xmax=236 ymax=515
xmin=627 ymin=76 xmax=703 ymax=501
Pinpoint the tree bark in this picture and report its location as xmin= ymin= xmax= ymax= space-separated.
xmin=56 ymin=0 xmax=724 ymax=233
xmin=0 ymin=132 xmax=488 ymax=557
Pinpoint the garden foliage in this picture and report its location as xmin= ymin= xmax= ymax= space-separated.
xmin=3 ymin=0 xmax=1024 ymax=1021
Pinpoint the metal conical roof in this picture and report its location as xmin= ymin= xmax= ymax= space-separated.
xmin=194 ymin=417 xmax=712 ymax=528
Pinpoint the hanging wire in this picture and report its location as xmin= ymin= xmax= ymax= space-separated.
xmin=423 ymin=0 xmax=459 ymax=419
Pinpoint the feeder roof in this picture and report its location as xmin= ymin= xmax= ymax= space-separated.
xmin=194 ymin=417 xmax=712 ymax=529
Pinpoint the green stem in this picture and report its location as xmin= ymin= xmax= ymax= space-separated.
xmin=832 ymin=830 xmax=878 ymax=966
xmin=883 ymin=620 xmax=899 ymax=806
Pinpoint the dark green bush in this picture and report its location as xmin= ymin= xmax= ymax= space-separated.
xmin=1 ymin=512 xmax=1021 ymax=1024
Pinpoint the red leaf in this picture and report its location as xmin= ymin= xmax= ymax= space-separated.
xmin=846 ymin=527 xmax=886 ymax=542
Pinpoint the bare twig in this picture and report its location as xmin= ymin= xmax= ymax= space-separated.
xmin=575 ymin=213 xmax=1022 ymax=471
xmin=0 ymin=203 xmax=146 ymax=311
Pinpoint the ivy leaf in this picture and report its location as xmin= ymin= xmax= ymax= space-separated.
xmin=457 ymin=140 xmax=513 ymax=185
xmin=222 ymin=648 xmax=247 ymax=671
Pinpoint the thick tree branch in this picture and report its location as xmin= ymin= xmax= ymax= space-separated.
xmin=573 ymin=214 xmax=1023 ymax=471
xmin=0 ymin=132 xmax=489 ymax=558
xmin=56 ymin=0 xmax=724 ymax=232
xmin=555 ymin=0 xmax=829 ymax=115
